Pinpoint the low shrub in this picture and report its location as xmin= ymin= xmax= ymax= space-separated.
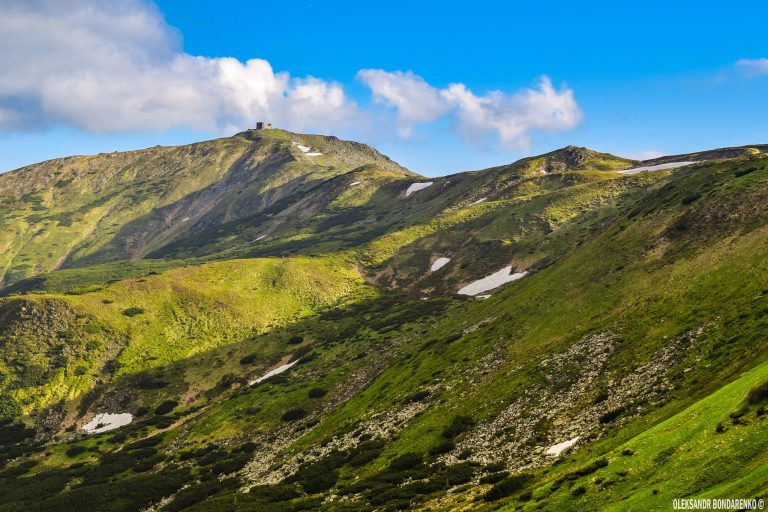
xmin=403 ymin=390 xmax=430 ymax=404
xmin=484 ymin=473 xmax=533 ymax=501
xmin=388 ymin=452 xmax=422 ymax=471
xmin=599 ymin=407 xmax=624 ymax=424
xmin=442 ymin=415 xmax=475 ymax=438
xmin=154 ymin=400 xmax=179 ymax=415
xmin=479 ymin=471 xmax=509 ymax=484
xmin=287 ymin=335 xmax=304 ymax=345
xmin=240 ymin=354 xmax=258 ymax=365
xmin=308 ymin=388 xmax=327 ymax=399
xmin=281 ymin=408 xmax=308 ymax=421
xmin=747 ymin=379 xmax=768 ymax=404
xmin=66 ymin=445 xmax=88 ymax=457
xmin=428 ymin=439 xmax=455 ymax=456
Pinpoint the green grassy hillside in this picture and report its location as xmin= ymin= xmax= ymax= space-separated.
xmin=0 ymin=256 xmax=368 ymax=419
xmin=0 ymin=135 xmax=767 ymax=511
xmin=0 ymin=129 xmax=412 ymax=287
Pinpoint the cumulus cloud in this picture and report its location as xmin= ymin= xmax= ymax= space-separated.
xmin=0 ymin=0 xmax=582 ymax=150
xmin=735 ymin=58 xmax=768 ymax=76
xmin=442 ymin=77 xmax=582 ymax=149
xmin=0 ymin=0 xmax=361 ymax=133
xmin=357 ymin=69 xmax=582 ymax=149
xmin=357 ymin=70 xmax=451 ymax=137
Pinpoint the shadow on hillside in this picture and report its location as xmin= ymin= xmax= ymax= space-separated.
xmin=62 ymin=145 xmax=324 ymax=269
xmin=80 ymin=290 xmax=462 ymax=421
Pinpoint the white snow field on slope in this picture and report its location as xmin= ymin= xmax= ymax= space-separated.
xmin=82 ymin=413 xmax=133 ymax=434
xmin=618 ymin=161 xmax=697 ymax=175
xmin=293 ymin=141 xmax=322 ymax=157
xmin=405 ymin=182 xmax=433 ymax=197
xmin=457 ymin=266 xmax=528 ymax=296
xmin=546 ymin=436 xmax=580 ymax=456
xmin=430 ymin=257 xmax=451 ymax=272
xmin=249 ymin=359 xmax=299 ymax=386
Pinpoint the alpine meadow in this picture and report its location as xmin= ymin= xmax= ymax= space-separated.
xmin=1 ymin=1 xmax=768 ymax=511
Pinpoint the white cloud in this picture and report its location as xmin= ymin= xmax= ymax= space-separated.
xmin=735 ymin=58 xmax=768 ymax=76
xmin=441 ymin=77 xmax=582 ymax=149
xmin=357 ymin=70 xmax=582 ymax=149
xmin=0 ymin=0 xmax=361 ymax=133
xmin=625 ymin=150 xmax=667 ymax=161
xmin=357 ymin=70 xmax=451 ymax=137
xmin=0 ymin=1 xmax=582 ymax=150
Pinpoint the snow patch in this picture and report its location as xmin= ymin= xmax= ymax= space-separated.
xmin=292 ymin=142 xmax=323 ymax=157
xmin=249 ymin=360 xmax=299 ymax=386
xmin=430 ymin=257 xmax=451 ymax=272
xmin=457 ymin=266 xmax=528 ymax=296
xmin=618 ymin=161 xmax=697 ymax=175
xmin=349 ymin=181 xmax=361 ymax=186
xmin=469 ymin=197 xmax=487 ymax=206
xmin=405 ymin=182 xmax=434 ymax=197
xmin=82 ymin=413 xmax=133 ymax=434
xmin=475 ymin=294 xmax=492 ymax=300
xmin=546 ymin=436 xmax=579 ymax=456
xmin=181 ymin=217 xmax=189 ymax=222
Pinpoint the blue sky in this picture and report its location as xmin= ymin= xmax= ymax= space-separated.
xmin=1 ymin=0 xmax=767 ymax=176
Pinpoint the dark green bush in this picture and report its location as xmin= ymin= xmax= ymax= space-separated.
xmin=442 ymin=415 xmax=475 ymax=438
xmin=287 ymin=335 xmax=304 ymax=345
xmin=388 ymin=452 xmax=422 ymax=471
xmin=681 ymin=193 xmax=701 ymax=205
xmin=403 ymin=390 xmax=430 ymax=404
xmin=65 ymin=445 xmax=88 ymax=457
xmin=599 ymin=407 xmax=624 ymax=424
xmin=572 ymin=485 xmax=587 ymax=496
xmin=440 ymin=462 xmax=475 ymax=485
xmin=308 ymin=387 xmax=327 ymax=398
xmin=0 ymin=395 xmax=21 ymax=420
xmin=428 ymin=439 xmax=455 ymax=456
xmin=480 ymin=471 xmax=509 ymax=484
xmin=239 ymin=354 xmax=258 ymax=365
xmin=210 ymin=454 xmax=250 ymax=475
xmin=281 ymin=408 xmax=308 ymax=421
xmin=747 ymin=379 xmax=768 ymax=404
xmin=250 ymin=483 xmax=301 ymax=502
xmin=484 ymin=473 xmax=533 ymax=501
xmin=566 ymin=458 xmax=609 ymax=480
xmin=122 ymin=307 xmax=146 ymax=317
xmin=154 ymin=400 xmax=179 ymax=415
xmin=136 ymin=375 xmax=168 ymax=389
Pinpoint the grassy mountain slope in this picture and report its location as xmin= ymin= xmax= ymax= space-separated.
xmin=0 ymin=129 xmax=411 ymax=287
xmin=0 ymin=256 xmax=368 ymax=419
xmin=0 ymin=135 xmax=767 ymax=511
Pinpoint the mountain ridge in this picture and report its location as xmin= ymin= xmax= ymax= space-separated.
xmin=0 ymin=131 xmax=767 ymax=511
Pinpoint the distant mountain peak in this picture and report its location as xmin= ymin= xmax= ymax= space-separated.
xmin=516 ymin=145 xmax=635 ymax=174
